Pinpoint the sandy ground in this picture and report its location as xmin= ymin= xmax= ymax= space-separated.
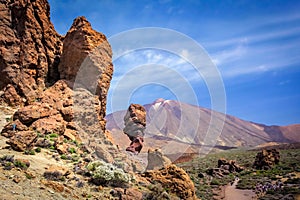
xmin=224 ymin=178 xmax=257 ymax=200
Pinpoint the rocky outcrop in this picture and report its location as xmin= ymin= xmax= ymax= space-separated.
xmin=142 ymin=164 xmax=197 ymax=200
xmin=1 ymin=80 xmax=109 ymax=152
xmin=123 ymin=104 xmax=146 ymax=153
xmin=146 ymin=148 xmax=171 ymax=171
xmin=58 ymin=16 xmax=113 ymax=131
xmin=0 ymin=0 xmax=62 ymax=106
xmin=206 ymin=158 xmax=243 ymax=178
xmin=253 ymin=149 xmax=280 ymax=170
xmin=0 ymin=0 xmax=115 ymax=157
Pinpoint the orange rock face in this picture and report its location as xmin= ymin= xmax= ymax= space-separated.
xmin=143 ymin=164 xmax=198 ymax=200
xmin=0 ymin=0 xmax=62 ymax=105
xmin=0 ymin=0 xmax=114 ymax=152
xmin=58 ymin=16 xmax=113 ymax=131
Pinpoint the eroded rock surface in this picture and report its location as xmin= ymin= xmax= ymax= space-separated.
xmin=253 ymin=149 xmax=280 ymax=170
xmin=143 ymin=164 xmax=198 ymax=200
xmin=123 ymin=104 xmax=146 ymax=153
xmin=58 ymin=16 xmax=113 ymax=132
xmin=206 ymin=158 xmax=243 ymax=178
xmin=0 ymin=0 xmax=62 ymax=105
xmin=146 ymin=148 xmax=171 ymax=171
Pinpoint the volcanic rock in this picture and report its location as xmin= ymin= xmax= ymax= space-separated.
xmin=123 ymin=104 xmax=146 ymax=153
xmin=217 ymin=158 xmax=244 ymax=172
xmin=143 ymin=164 xmax=197 ymax=200
xmin=206 ymin=158 xmax=243 ymax=178
xmin=44 ymin=165 xmax=69 ymax=181
xmin=58 ymin=16 xmax=113 ymax=132
xmin=1 ymin=119 xmax=28 ymax=138
xmin=0 ymin=0 xmax=62 ymax=105
xmin=110 ymin=188 xmax=143 ymax=200
xmin=253 ymin=149 xmax=280 ymax=170
xmin=13 ymin=103 xmax=59 ymax=125
xmin=146 ymin=148 xmax=171 ymax=171
xmin=6 ymin=131 xmax=37 ymax=151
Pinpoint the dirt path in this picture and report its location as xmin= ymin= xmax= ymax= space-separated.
xmin=224 ymin=178 xmax=257 ymax=200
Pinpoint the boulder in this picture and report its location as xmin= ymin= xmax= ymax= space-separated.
xmin=217 ymin=158 xmax=244 ymax=172
xmin=110 ymin=188 xmax=143 ymax=200
xmin=1 ymin=119 xmax=28 ymax=137
xmin=31 ymin=114 xmax=65 ymax=135
xmin=142 ymin=164 xmax=197 ymax=200
xmin=43 ymin=165 xmax=69 ymax=181
xmin=146 ymin=148 xmax=171 ymax=171
xmin=206 ymin=158 xmax=243 ymax=178
xmin=13 ymin=103 xmax=59 ymax=125
xmin=253 ymin=149 xmax=280 ymax=170
xmin=6 ymin=131 xmax=37 ymax=151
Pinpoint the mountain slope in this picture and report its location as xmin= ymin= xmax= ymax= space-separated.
xmin=106 ymin=99 xmax=299 ymax=154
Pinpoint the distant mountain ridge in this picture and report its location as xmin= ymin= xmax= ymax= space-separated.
xmin=106 ymin=99 xmax=300 ymax=154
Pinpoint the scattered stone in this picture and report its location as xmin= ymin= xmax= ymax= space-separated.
xmin=253 ymin=149 xmax=280 ymax=170
xmin=206 ymin=158 xmax=243 ymax=178
xmin=110 ymin=188 xmax=143 ymax=200
xmin=217 ymin=158 xmax=244 ymax=172
xmin=35 ymin=138 xmax=52 ymax=148
xmin=13 ymin=175 xmax=21 ymax=183
xmin=41 ymin=180 xmax=65 ymax=193
xmin=44 ymin=165 xmax=69 ymax=181
xmin=146 ymin=148 xmax=171 ymax=171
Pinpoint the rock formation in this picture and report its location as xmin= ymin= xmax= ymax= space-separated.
xmin=206 ymin=158 xmax=243 ymax=178
xmin=253 ymin=149 xmax=280 ymax=170
xmin=58 ymin=16 xmax=113 ymax=131
xmin=146 ymin=148 xmax=171 ymax=171
xmin=143 ymin=164 xmax=198 ymax=200
xmin=0 ymin=0 xmax=118 ymax=169
xmin=123 ymin=104 xmax=146 ymax=153
xmin=0 ymin=0 xmax=62 ymax=106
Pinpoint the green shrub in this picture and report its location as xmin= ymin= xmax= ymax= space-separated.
xmin=49 ymin=133 xmax=58 ymax=138
xmin=210 ymin=179 xmax=220 ymax=185
xmin=24 ymin=149 xmax=35 ymax=155
xmin=87 ymin=160 xmax=132 ymax=187
xmin=68 ymin=147 xmax=76 ymax=154
xmin=35 ymin=147 xmax=41 ymax=153
xmin=14 ymin=160 xmax=29 ymax=170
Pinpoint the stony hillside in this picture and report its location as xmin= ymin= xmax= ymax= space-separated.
xmin=0 ymin=0 xmax=200 ymax=199
xmin=106 ymin=99 xmax=300 ymax=155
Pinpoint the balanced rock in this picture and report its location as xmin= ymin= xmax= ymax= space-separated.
xmin=123 ymin=104 xmax=146 ymax=153
xmin=253 ymin=149 xmax=280 ymax=170
xmin=0 ymin=0 xmax=62 ymax=105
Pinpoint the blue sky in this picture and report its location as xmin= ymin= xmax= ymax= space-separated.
xmin=48 ymin=0 xmax=300 ymax=126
